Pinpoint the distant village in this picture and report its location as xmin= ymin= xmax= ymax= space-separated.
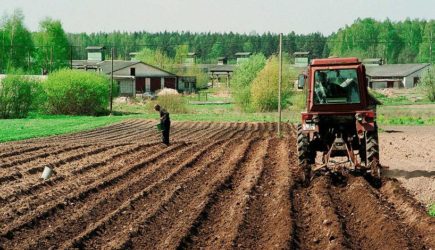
xmin=0 ymin=46 xmax=431 ymax=97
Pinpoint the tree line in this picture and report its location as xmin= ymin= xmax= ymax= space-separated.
xmin=0 ymin=9 xmax=434 ymax=74
xmin=328 ymin=18 xmax=434 ymax=64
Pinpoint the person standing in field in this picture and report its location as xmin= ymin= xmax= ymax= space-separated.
xmin=154 ymin=104 xmax=171 ymax=145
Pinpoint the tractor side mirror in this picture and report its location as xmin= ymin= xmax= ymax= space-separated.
xmin=297 ymin=74 xmax=305 ymax=90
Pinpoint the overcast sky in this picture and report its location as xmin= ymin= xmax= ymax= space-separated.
xmin=1 ymin=0 xmax=434 ymax=34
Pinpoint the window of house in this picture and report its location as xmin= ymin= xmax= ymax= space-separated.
xmin=130 ymin=68 xmax=135 ymax=76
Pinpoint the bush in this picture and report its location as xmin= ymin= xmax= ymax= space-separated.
xmin=250 ymin=55 xmax=297 ymax=112
xmin=146 ymin=88 xmax=188 ymax=113
xmin=184 ymin=65 xmax=209 ymax=89
xmin=231 ymin=54 xmax=266 ymax=111
xmin=0 ymin=74 xmax=41 ymax=118
xmin=43 ymin=69 xmax=112 ymax=115
xmin=420 ymin=65 xmax=435 ymax=102
xmin=289 ymin=91 xmax=306 ymax=110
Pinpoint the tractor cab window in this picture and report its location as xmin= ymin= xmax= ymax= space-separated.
xmin=313 ymin=69 xmax=361 ymax=104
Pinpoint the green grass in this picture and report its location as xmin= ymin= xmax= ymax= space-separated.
xmin=0 ymin=114 xmax=136 ymax=143
xmin=377 ymin=104 xmax=435 ymax=125
xmin=429 ymin=204 xmax=435 ymax=217
xmin=370 ymin=88 xmax=433 ymax=106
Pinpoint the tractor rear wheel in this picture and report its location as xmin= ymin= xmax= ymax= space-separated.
xmin=297 ymin=124 xmax=312 ymax=183
xmin=365 ymin=124 xmax=381 ymax=179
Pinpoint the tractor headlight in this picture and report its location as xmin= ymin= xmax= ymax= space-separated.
xmin=312 ymin=115 xmax=320 ymax=123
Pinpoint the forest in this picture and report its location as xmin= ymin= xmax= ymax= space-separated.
xmin=0 ymin=9 xmax=433 ymax=74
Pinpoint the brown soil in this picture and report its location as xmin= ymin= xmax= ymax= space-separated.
xmin=380 ymin=126 xmax=435 ymax=206
xmin=0 ymin=120 xmax=433 ymax=249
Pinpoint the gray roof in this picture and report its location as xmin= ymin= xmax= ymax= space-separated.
xmin=209 ymin=65 xmax=235 ymax=72
xmin=187 ymin=52 xmax=196 ymax=56
xmin=97 ymin=61 xmax=139 ymax=74
xmin=294 ymin=52 xmax=310 ymax=55
xmin=86 ymin=46 xmax=105 ymax=50
xmin=363 ymin=58 xmax=383 ymax=63
xmin=72 ymin=59 xmax=177 ymax=76
xmin=235 ymin=52 xmax=252 ymax=56
xmin=72 ymin=60 xmax=100 ymax=67
xmin=366 ymin=64 xmax=430 ymax=77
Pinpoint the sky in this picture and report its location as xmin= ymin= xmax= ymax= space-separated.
xmin=1 ymin=0 xmax=434 ymax=35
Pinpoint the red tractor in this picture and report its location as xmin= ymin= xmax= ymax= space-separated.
xmin=297 ymin=57 xmax=382 ymax=181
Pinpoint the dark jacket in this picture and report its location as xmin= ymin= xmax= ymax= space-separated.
xmin=159 ymin=109 xmax=170 ymax=128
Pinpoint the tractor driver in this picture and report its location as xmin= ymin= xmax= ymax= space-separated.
xmin=314 ymin=71 xmax=328 ymax=104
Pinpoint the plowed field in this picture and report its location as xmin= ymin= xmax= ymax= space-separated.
xmin=0 ymin=120 xmax=433 ymax=249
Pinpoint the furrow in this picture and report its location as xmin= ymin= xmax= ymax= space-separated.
xmin=101 ymin=132 xmax=257 ymax=250
xmin=0 ymin=142 xmax=130 ymax=197
xmin=1 ymin=124 xmax=242 ymax=249
xmin=175 ymin=138 xmax=268 ymax=249
xmin=330 ymin=177 xmax=427 ymax=250
xmin=0 ymin=144 xmax=94 ymax=169
xmin=380 ymin=179 xmax=435 ymax=247
xmin=0 ymin=145 xmax=49 ymax=159
xmin=293 ymin=176 xmax=348 ymax=250
xmin=0 ymin=142 xmax=162 ymax=223
xmin=50 ymin=120 xmax=148 ymax=140
xmin=0 ymin=142 xmax=186 ymax=239
xmin=59 ymin=128 xmax=246 ymax=249
xmin=23 ymin=120 xmax=145 ymax=144
xmin=233 ymin=138 xmax=295 ymax=249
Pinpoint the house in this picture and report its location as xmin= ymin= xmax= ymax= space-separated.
xmin=217 ymin=57 xmax=228 ymax=65
xmin=97 ymin=60 xmax=178 ymax=96
xmin=184 ymin=52 xmax=197 ymax=65
xmin=72 ymin=46 xmax=181 ymax=96
xmin=294 ymin=52 xmax=310 ymax=67
xmin=366 ymin=64 xmax=431 ymax=89
xmin=362 ymin=58 xmax=384 ymax=67
xmin=235 ymin=52 xmax=252 ymax=64
xmin=209 ymin=56 xmax=235 ymax=87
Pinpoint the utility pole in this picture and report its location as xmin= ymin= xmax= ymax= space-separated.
xmin=70 ymin=45 xmax=73 ymax=69
xmin=430 ymin=30 xmax=433 ymax=64
xmin=28 ymin=50 xmax=31 ymax=71
xmin=50 ymin=46 xmax=53 ymax=73
xmin=278 ymin=33 xmax=283 ymax=136
xmin=110 ymin=47 xmax=114 ymax=115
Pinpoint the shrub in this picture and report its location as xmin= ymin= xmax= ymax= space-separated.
xmin=289 ymin=91 xmax=306 ymax=110
xmin=184 ymin=65 xmax=209 ymax=89
xmin=250 ymin=55 xmax=296 ymax=112
xmin=0 ymin=74 xmax=41 ymax=118
xmin=231 ymin=54 xmax=266 ymax=111
xmin=43 ymin=69 xmax=111 ymax=115
xmin=146 ymin=88 xmax=188 ymax=113
xmin=420 ymin=65 xmax=435 ymax=102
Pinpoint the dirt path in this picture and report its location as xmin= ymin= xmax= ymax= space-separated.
xmin=0 ymin=120 xmax=433 ymax=249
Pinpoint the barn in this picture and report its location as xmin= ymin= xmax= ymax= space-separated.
xmin=97 ymin=61 xmax=178 ymax=96
xmin=366 ymin=64 xmax=431 ymax=89
xmin=72 ymin=46 xmax=179 ymax=96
